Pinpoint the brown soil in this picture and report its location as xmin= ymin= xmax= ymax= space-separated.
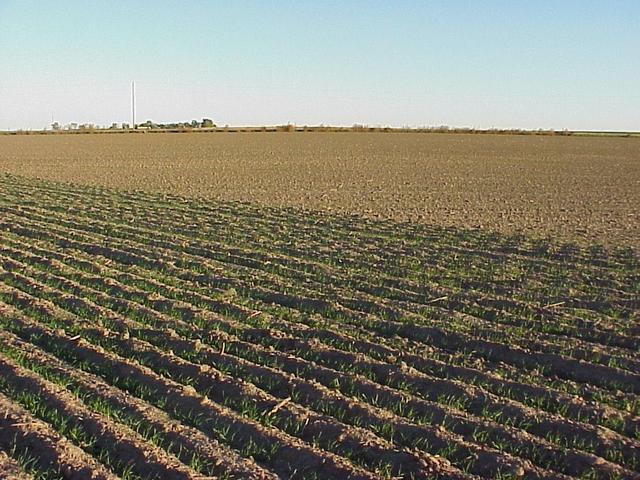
xmin=0 ymin=132 xmax=638 ymax=247
xmin=0 ymin=299 xmax=388 ymax=480
xmin=0 ymin=330 xmax=279 ymax=480
xmin=0 ymin=240 xmax=635 ymax=479
xmin=0 ymin=450 xmax=32 ymax=480
xmin=0 ymin=355 xmax=212 ymax=480
xmin=0 ymin=392 xmax=118 ymax=480
xmin=0 ymin=249 xmax=610 ymax=478
xmin=0 ymin=173 xmax=637 ymax=480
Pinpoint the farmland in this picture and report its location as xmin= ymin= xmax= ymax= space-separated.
xmin=0 ymin=133 xmax=638 ymax=248
xmin=0 ymin=133 xmax=638 ymax=479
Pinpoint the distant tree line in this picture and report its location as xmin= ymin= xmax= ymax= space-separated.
xmin=9 ymin=121 xmax=627 ymax=137
xmin=136 ymin=118 xmax=216 ymax=129
xmin=50 ymin=118 xmax=216 ymax=131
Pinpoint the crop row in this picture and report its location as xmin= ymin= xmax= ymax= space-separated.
xmin=0 ymin=174 xmax=637 ymax=479
xmin=0 ymin=207 xmax=638 ymax=400
xmin=0 ymin=240 xmax=638 ymax=478
xmin=0 ymin=195 xmax=636 ymax=363
xmin=2 ymin=199 xmax=636 ymax=359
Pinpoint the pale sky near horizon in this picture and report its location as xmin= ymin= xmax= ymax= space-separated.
xmin=1 ymin=1 xmax=638 ymax=131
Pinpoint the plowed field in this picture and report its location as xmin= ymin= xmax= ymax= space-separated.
xmin=0 ymin=172 xmax=638 ymax=479
xmin=0 ymin=133 xmax=638 ymax=248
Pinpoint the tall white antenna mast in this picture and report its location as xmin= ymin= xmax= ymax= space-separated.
xmin=131 ymin=81 xmax=136 ymax=128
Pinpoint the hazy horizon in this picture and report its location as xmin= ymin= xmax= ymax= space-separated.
xmin=1 ymin=1 xmax=638 ymax=131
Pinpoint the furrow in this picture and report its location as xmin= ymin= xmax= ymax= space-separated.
xmin=1 ymin=256 xmax=637 ymax=477
xmin=0 ymin=268 xmax=479 ymax=479
xmin=3 ymin=236 xmax=629 ymax=474
xmin=0 ymin=298 xmax=403 ymax=480
xmin=0 ymin=391 xmax=118 ymax=480
xmin=1 ymin=173 xmax=638 ymax=479
xmin=0 ymin=329 xmax=280 ymax=480
xmin=25 ymin=202 xmax=640 ymax=346
xmin=0 ymin=353 xmax=210 ymax=480
xmin=1 ymin=204 xmax=637 ymax=366
xmin=0 ymin=227 xmax=632 ymax=422
xmin=0 ymin=449 xmax=34 ymax=480
xmin=4 ymin=236 xmax=636 ymax=474
xmin=2 ymin=174 xmax=634 ymax=274
xmin=6 ymin=187 xmax=636 ymax=308
xmin=1 ymin=211 xmax=638 ymax=388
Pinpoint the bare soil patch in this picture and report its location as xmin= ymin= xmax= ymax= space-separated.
xmin=0 ymin=132 xmax=637 ymax=247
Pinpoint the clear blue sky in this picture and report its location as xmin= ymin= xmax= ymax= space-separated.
xmin=1 ymin=1 xmax=638 ymax=130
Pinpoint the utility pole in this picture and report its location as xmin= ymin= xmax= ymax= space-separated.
xmin=131 ymin=81 xmax=136 ymax=129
